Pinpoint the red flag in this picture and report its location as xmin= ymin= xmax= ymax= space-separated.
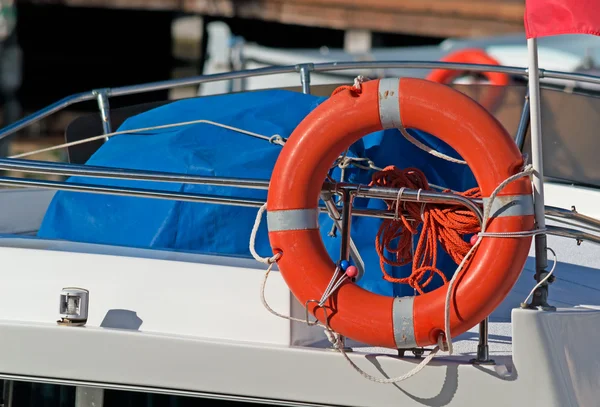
xmin=525 ymin=0 xmax=600 ymax=38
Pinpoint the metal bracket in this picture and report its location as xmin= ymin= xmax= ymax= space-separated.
xmin=304 ymin=299 xmax=325 ymax=327
xmin=92 ymin=88 xmax=112 ymax=140
xmin=522 ymin=244 xmax=557 ymax=311
xmin=333 ymin=190 xmax=355 ymax=351
xmin=469 ymin=318 xmax=495 ymax=365
xmin=398 ymin=348 xmax=424 ymax=358
xmin=522 ymin=270 xmax=557 ymax=311
xmin=321 ymin=193 xmax=365 ymax=281
xmin=296 ymin=63 xmax=314 ymax=95
xmin=514 ymin=89 xmax=530 ymax=151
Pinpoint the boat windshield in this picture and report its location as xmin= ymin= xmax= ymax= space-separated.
xmin=454 ymin=82 xmax=600 ymax=190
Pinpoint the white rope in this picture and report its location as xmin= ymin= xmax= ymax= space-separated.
xmin=398 ymin=126 xmax=467 ymax=165
xmin=251 ymin=200 xmax=449 ymax=383
xmin=478 ymin=229 xmax=547 ymax=238
xmin=257 ymin=243 xmax=444 ymax=384
xmin=260 ymin=262 xmax=312 ymax=325
xmin=319 ymin=266 xmax=351 ymax=307
xmin=334 ymin=155 xmax=382 ymax=173
xmin=332 ymin=154 xmax=452 ymax=193
xmin=251 ymin=202 xmax=346 ymax=319
xmin=353 ymin=75 xmax=369 ymax=92
xmin=394 ymin=187 xmax=406 ymax=221
xmin=11 ymin=119 xmax=284 ymax=159
xmin=327 ymin=329 xmax=445 ymax=384
xmin=249 ymin=203 xmax=281 ymax=265
xmin=258 ymin=253 xmax=442 ymax=387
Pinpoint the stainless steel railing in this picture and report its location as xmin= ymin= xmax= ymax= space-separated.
xmin=2 ymin=60 xmax=600 ymax=142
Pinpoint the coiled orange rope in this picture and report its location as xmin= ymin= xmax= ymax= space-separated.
xmin=370 ymin=165 xmax=481 ymax=294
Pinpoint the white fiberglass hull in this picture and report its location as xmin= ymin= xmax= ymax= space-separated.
xmin=0 ymin=185 xmax=598 ymax=406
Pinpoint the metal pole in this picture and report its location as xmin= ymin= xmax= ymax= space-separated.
xmin=525 ymin=38 xmax=555 ymax=311
xmin=336 ymin=190 xmax=354 ymax=351
xmin=545 ymin=225 xmax=600 ymax=245
xmin=470 ymin=318 xmax=494 ymax=365
xmin=0 ymin=174 xmax=457 ymax=223
xmin=94 ymin=89 xmax=112 ymax=140
xmin=514 ymin=88 xmax=530 ymax=151
xmin=0 ymin=92 xmax=95 ymax=143
xmin=298 ymin=64 xmax=313 ymax=95
xmin=1 ymin=380 xmax=13 ymax=407
xmin=0 ymin=161 xmax=484 ymax=221
xmin=0 ymin=158 xmax=271 ymax=190
xmin=545 ymin=205 xmax=600 ymax=230
xmin=340 ymin=190 xmax=354 ymax=262
xmin=322 ymin=193 xmax=365 ymax=280
xmin=75 ymin=386 xmax=104 ymax=407
xmin=4 ymin=60 xmax=600 ymax=146
xmin=345 ymin=183 xmax=483 ymax=223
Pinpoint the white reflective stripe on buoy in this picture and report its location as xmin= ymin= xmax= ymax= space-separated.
xmin=378 ymin=78 xmax=401 ymax=130
xmin=483 ymin=194 xmax=535 ymax=218
xmin=267 ymin=208 xmax=320 ymax=232
xmin=393 ymin=296 xmax=417 ymax=349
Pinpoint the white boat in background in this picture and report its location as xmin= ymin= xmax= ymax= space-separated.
xmin=200 ymin=20 xmax=600 ymax=96
xmin=1 ymin=3 xmax=600 ymax=406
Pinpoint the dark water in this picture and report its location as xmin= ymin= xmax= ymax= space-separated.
xmin=1 ymin=381 xmax=265 ymax=406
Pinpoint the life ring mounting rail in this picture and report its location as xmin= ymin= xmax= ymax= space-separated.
xmin=324 ymin=182 xmax=483 ymax=224
xmin=273 ymin=182 xmax=486 ymax=284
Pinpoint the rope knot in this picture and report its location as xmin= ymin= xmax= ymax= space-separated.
xmin=353 ymin=75 xmax=369 ymax=92
xmin=330 ymin=76 xmax=370 ymax=97
xmin=324 ymin=328 xmax=341 ymax=348
xmin=337 ymin=156 xmax=354 ymax=169
xmin=437 ymin=333 xmax=449 ymax=352
xmin=268 ymin=252 xmax=283 ymax=264
xmin=249 ymin=203 xmax=284 ymax=265
xmin=269 ymin=135 xmax=286 ymax=146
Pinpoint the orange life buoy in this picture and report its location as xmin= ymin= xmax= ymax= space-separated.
xmin=427 ymin=48 xmax=510 ymax=114
xmin=266 ymin=78 xmax=533 ymax=349
xmin=426 ymin=48 xmax=510 ymax=86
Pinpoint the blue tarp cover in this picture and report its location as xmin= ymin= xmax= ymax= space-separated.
xmin=38 ymin=89 xmax=476 ymax=297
